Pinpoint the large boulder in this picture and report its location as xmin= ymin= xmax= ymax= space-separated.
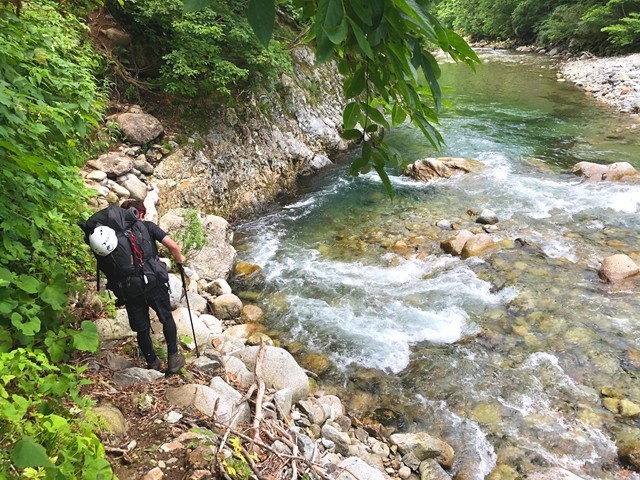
xmin=160 ymin=210 xmax=237 ymax=281
xmin=233 ymin=345 xmax=310 ymax=402
xmin=572 ymin=161 xmax=639 ymax=182
xmin=86 ymin=152 xmax=133 ymax=178
xmin=111 ymin=112 xmax=164 ymax=145
xmin=165 ymin=381 xmax=250 ymax=428
xmin=599 ymin=254 xmax=639 ymax=283
xmin=403 ymin=157 xmax=485 ymax=182
xmin=172 ymin=307 xmax=212 ymax=348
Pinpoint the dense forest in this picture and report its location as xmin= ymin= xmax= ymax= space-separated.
xmin=433 ymin=0 xmax=640 ymax=54
xmin=0 ymin=0 xmax=638 ymax=477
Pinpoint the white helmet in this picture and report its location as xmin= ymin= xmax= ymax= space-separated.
xmin=89 ymin=226 xmax=117 ymax=256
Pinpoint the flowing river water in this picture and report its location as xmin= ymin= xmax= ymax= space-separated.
xmin=233 ymin=49 xmax=640 ymax=479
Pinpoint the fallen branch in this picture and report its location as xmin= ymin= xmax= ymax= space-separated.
xmin=251 ymin=342 xmax=267 ymax=451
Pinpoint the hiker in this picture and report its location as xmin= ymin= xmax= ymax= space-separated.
xmin=88 ymin=199 xmax=186 ymax=373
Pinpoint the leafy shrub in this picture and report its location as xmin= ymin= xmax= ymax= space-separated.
xmin=171 ymin=209 xmax=207 ymax=259
xmin=0 ymin=348 xmax=113 ymax=478
xmin=107 ymin=0 xmax=293 ymax=100
xmin=602 ymin=12 xmax=640 ymax=50
xmin=0 ymin=1 xmax=104 ymax=356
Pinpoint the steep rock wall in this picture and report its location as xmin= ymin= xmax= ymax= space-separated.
xmin=152 ymin=47 xmax=348 ymax=221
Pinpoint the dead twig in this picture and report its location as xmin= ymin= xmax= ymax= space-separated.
xmin=251 ymin=342 xmax=267 ymax=452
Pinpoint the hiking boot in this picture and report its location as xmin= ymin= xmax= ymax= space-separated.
xmin=147 ymin=357 xmax=162 ymax=371
xmin=167 ymin=352 xmax=185 ymax=374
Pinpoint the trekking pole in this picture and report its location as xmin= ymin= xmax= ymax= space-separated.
xmin=178 ymin=263 xmax=200 ymax=357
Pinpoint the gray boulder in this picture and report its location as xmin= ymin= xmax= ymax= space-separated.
xmin=233 ymin=345 xmax=309 ymax=402
xmin=165 ymin=380 xmax=250 ymax=428
xmin=112 ymin=112 xmax=164 ymax=145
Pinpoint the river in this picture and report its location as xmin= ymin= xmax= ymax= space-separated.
xmin=234 ymin=49 xmax=640 ymax=479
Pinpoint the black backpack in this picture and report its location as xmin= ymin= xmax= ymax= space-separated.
xmin=79 ymin=205 xmax=169 ymax=302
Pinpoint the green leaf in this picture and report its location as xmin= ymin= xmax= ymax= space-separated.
xmin=0 ymin=267 xmax=11 ymax=287
xmin=183 ymin=0 xmax=214 ymax=13
xmin=0 ymin=329 xmax=13 ymax=353
xmin=325 ymin=17 xmax=349 ymax=44
xmin=347 ymin=18 xmax=375 ymax=59
xmin=11 ymin=436 xmax=56 ymax=469
xmin=11 ymin=312 xmax=41 ymax=336
xmin=347 ymin=0 xmax=374 ymax=26
xmin=349 ymin=152 xmax=368 ymax=175
xmin=315 ymin=31 xmax=335 ymax=63
xmin=373 ymin=163 xmax=394 ymax=200
xmin=343 ymin=102 xmax=362 ymax=130
xmin=345 ymin=67 xmax=366 ymax=98
xmin=363 ymin=103 xmax=390 ymax=129
xmin=391 ymin=103 xmax=407 ymax=125
xmin=247 ymin=0 xmax=276 ymax=47
xmin=324 ymin=0 xmax=345 ymax=29
xmin=41 ymin=284 xmax=68 ymax=311
xmin=15 ymin=275 xmax=41 ymax=294
xmin=45 ymin=333 xmax=67 ymax=362
xmin=71 ymin=321 xmax=99 ymax=353
xmin=340 ymin=128 xmax=363 ymax=141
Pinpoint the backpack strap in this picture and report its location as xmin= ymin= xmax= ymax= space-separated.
xmin=96 ymin=260 xmax=100 ymax=291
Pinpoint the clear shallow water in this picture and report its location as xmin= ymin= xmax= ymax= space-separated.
xmin=235 ymin=50 xmax=640 ymax=479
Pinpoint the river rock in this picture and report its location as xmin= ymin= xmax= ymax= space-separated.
xmin=403 ymin=157 xmax=485 ymax=181
xmin=440 ymin=230 xmax=475 ymax=256
xmin=390 ymin=432 xmax=455 ymax=470
xmin=160 ymin=210 xmax=237 ymax=281
xmin=461 ymin=233 xmax=496 ymax=258
xmin=335 ymin=457 xmax=390 ymax=480
xmin=213 ymin=293 xmax=244 ymax=319
xmin=95 ymin=309 xmax=135 ymax=342
xmin=572 ymin=161 xmax=639 ymax=182
xmin=87 ymin=152 xmax=133 ymax=177
xmin=112 ymin=112 xmax=164 ymax=145
xmin=598 ymin=254 xmax=639 ymax=282
xmin=233 ymin=345 xmax=310 ymax=402
xmin=172 ymin=307 xmax=211 ymax=347
xmin=476 ymin=209 xmax=498 ymax=225
xmin=419 ymin=459 xmax=451 ymax=480
xmin=119 ymin=173 xmax=148 ymax=201
xmin=525 ymin=467 xmax=586 ymax=479
xmin=165 ymin=381 xmax=250 ymax=427
xmin=241 ymin=304 xmax=264 ymax=322
xmin=205 ymin=278 xmax=232 ymax=296
xmin=112 ymin=367 xmax=165 ymax=387
xmin=92 ymin=404 xmax=128 ymax=435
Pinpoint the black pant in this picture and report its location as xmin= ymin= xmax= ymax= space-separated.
xmin=125 ymin=284 xmax=178 ymax=361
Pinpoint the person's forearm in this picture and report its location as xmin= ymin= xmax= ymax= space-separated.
xmin=162 ymin=236 xmax=186 ymax=264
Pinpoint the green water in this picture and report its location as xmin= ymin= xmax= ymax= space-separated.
xmin=236 ymin=49 xmax=640 ymax=479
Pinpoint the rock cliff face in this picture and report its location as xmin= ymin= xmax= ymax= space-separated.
xmin=152 ymin=46 xmax=348 ymax=221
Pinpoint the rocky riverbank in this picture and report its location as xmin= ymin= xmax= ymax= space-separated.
xmin=560 ymin=52 xmax=640 ymax=116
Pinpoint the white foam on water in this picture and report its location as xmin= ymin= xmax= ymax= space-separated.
xmin=260 ymin=252 xmax=518 ymax=373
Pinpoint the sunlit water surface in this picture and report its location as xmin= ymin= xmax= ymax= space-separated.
xmin=234 ymin=49 xmax=640 ymax=479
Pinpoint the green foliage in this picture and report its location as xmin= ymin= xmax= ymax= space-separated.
xmin=171 ymin=209 xmax=207 ymax=259
xmin=221 ymin=437 xmax=257 ymax=480
xmin=0 ymin=348 xmax=114 ymax=478
xmin=602 ymin=12 xmax=640 ymax=49
xmin=0 ymin=1 xmax=105 ymax=357
xmin=108 ymin=0 xmax=293 ymax=99
xmin=434 ymin=0 xmax=640 ymax=54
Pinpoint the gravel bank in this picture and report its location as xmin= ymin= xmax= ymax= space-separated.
xmin=560 ymin=53 xmax=640 ymax=115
